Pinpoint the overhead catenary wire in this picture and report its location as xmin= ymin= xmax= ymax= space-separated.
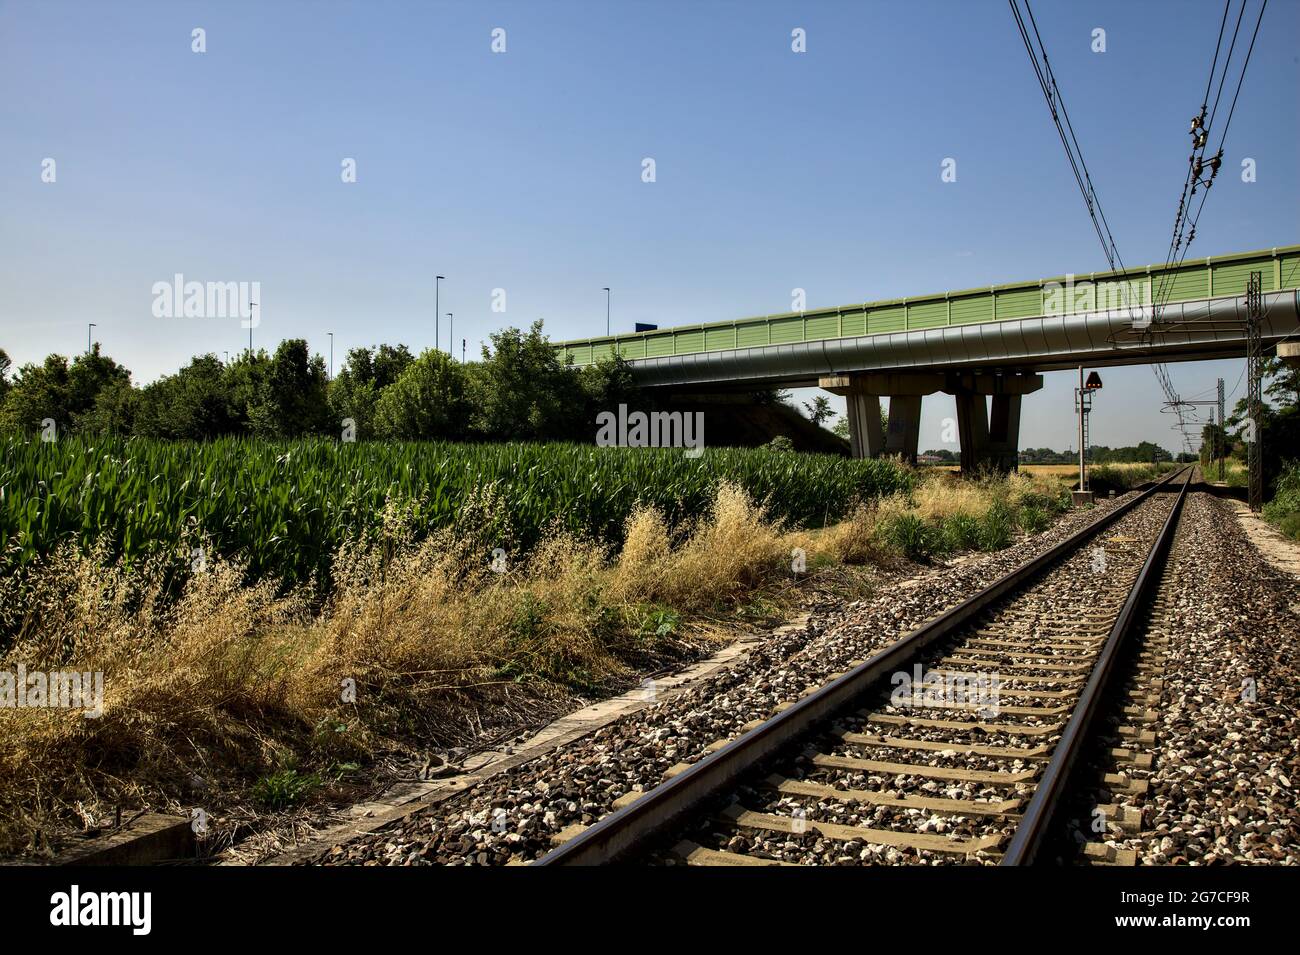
xmin=1008 ymin=0 xmax=1199 ymax=454
xmin=1146 ymin=0 xmax=1268 ymax=451
xmin=1008 ymin=0 xmax=1124 ymax=273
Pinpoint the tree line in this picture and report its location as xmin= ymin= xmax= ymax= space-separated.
xmin=0 ymin=321 xmax=639 ymax=443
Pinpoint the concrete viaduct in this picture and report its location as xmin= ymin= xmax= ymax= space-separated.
xmin=554 ymin=246 xmax=1300 ymax=470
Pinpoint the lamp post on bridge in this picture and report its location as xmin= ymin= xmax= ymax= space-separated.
xmin=435 ymin=275 xmax=445 ymax=354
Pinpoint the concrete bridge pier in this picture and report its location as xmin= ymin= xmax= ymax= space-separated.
xmin=951 ymin=372 xmax=1041 ymax=473
xmin=822 ymin=370 xmax=1041 ymax=472
xmin=885 ymin=395 xmax=923 ymax=463
xmin=843 ymin=390 xmax=885 ymax=458
xmin=821 ymin=373 xmax=934 ymax=463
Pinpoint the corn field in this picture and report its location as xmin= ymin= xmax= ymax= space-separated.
xmin=1 ymin=436 xmax=911 ymax=589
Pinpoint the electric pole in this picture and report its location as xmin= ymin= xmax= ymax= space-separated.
xmin=1217 ymin=376 xmax=1226 ymax=482
xmin=1246 ymin=272 xmax=1264 ymax=511
xmin=1076 ymin=366 xmax=1087 ymax=497
xmin=87 ymin=323 xmax=96 ymax=354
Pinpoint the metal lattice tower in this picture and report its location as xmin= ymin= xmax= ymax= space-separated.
xmin=1217 ymin=376 xmax=1226 ymax=482
xmin=1246 ymin=271 xmax=1264 ymax=511
xmin=1173 ymin=378 xmax=1225 ymax=480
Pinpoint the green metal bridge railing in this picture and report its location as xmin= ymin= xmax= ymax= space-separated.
xmin=553 ymin=245 xmax=1300 ymax=367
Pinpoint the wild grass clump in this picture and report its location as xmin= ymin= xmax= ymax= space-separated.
xmin=872 ymin=469 xmax=1068 ymax=563
xmin=1263 ymin=460 xmax=1300 ymax=541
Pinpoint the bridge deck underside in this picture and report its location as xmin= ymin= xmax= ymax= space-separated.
xmin=621 ymin=292 xmax=1300 ymax=391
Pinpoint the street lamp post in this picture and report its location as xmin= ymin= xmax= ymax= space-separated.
xmin=603 ymin=287 xmax=611 ymax=336
xmin=435 ymin=275 xmax=445 ymax=353
xmin=248 ymin=301 xmax=258 ymax=356
xmin=328 ymin=332 xmax=334 ymax=378
xmin=446 ymin=313 xmax=453 ymax=358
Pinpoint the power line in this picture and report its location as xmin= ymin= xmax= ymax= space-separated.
xmin=1145 ymin=1 xmax=1268 ymax=451
xmin=1008 ymin=0 xmax=1123 ymax=271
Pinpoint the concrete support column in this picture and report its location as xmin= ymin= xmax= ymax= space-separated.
xmin=986 ymin=393 xmax=1022 ymax=472
xmin=844 ymin=390 xmax=884 ymax=459
xmin=954 ymin=393 xmax=989 ymax=473
xmin=885 ymin=395 xmax=922 ymax=464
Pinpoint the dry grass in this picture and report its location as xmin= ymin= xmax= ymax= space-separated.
xmin=0 ymin=481 xmax=886 ymax=855
xmin=880 ymin=468 xmax=1063 ymax=519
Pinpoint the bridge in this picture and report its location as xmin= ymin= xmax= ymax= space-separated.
xmin=554 ymin=245 xmax=1300 ymax=469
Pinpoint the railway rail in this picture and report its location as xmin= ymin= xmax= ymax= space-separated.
xmin=536 ymin=466 xmax=1194 ymax=866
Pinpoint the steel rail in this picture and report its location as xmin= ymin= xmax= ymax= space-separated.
xmin=535 ymin=467 xmax=1193 ymax=865
xmin=1000 ymin=465 xmax=1193 ymax=864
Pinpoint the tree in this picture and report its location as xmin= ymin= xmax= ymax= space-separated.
xmin=373 ymin=349 xmax=471 ymax=440
xmin=0 ymin=349 xmax=11 ymax=405
xmin=1227 ymin=357 xmax=1300 ymax=497
xmin=135 ymin=354 xmax=238 ymax=439
xmin=0 ymin=354 xmax=71 ymax=434
xmin=328 ymin=344 xmax=414 ymax=440
xmin=78 ymin=378 xmax=139 ymax=435
xmin=0 ymin=345 xmax=132 ymax=435
xmin=578 ymin=354 xmax=642 ymax=423
xmin=803 ymin=395 xmax=833 ymax=426
xmin=246 ymin=339 xmax=332 ymax=438
xmin=469 ymin=320 xmax=584 ymax=441
xmin=828 ymin=405 xmax=887 ymax=442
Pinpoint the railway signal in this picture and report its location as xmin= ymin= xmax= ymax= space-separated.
xmin=1074 ymin=367 xmax=1101 ymax=504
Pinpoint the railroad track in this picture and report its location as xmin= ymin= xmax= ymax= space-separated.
xmin=536 ymin=467 xmax=1194 ymax=866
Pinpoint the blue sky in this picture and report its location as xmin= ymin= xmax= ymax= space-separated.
xmin=1 ymin=0 xmax=1296 ymax=452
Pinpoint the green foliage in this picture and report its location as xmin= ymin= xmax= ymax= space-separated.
xmin=134 ymin=354 xmax=239 ymax=439
xmin=941 ymin=513 xmax=982 ymax=552
xmin=767 ymin=435 xmax=795 ymax=453
xmin=1263 ymin=460 xmax=1300 ymax=541
xmin=884 ymin=513 xmax=936 ymax=561
xmin=250 ymin=339 xmax=333 ymax=438
xmin=803 ymin=395 xmax=833 ymax=426
xmin=251 ymin=768 xmax=321 ymax=809
xmin=639 ymin=606 xmax=680 ymax=639
xmin=469 ymin=320 xmax=586 ymax=441
xmin=372 ymin=349 xmax=471 ymax=440
xmin=327 ymin=344 xmax=413 ymax=440
xmin=0 ymin=346 xmax=132 ymax=436
xmin=1018 ymin=505 xmax=1050 ymax=534
xmin=976 ymin=501 xmax=1014 ymax=551
xmin=0 ymin=435 xmax=913 ymax=592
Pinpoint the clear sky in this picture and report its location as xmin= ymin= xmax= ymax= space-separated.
xmin=2 ymin=0 xmax=1296 ymax=453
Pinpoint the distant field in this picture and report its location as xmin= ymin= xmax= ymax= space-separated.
xmin=1021 ymin=463 xmax=1160 ymax=475
xmin=1020 ymin=464 xmax=1079 ymax=476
